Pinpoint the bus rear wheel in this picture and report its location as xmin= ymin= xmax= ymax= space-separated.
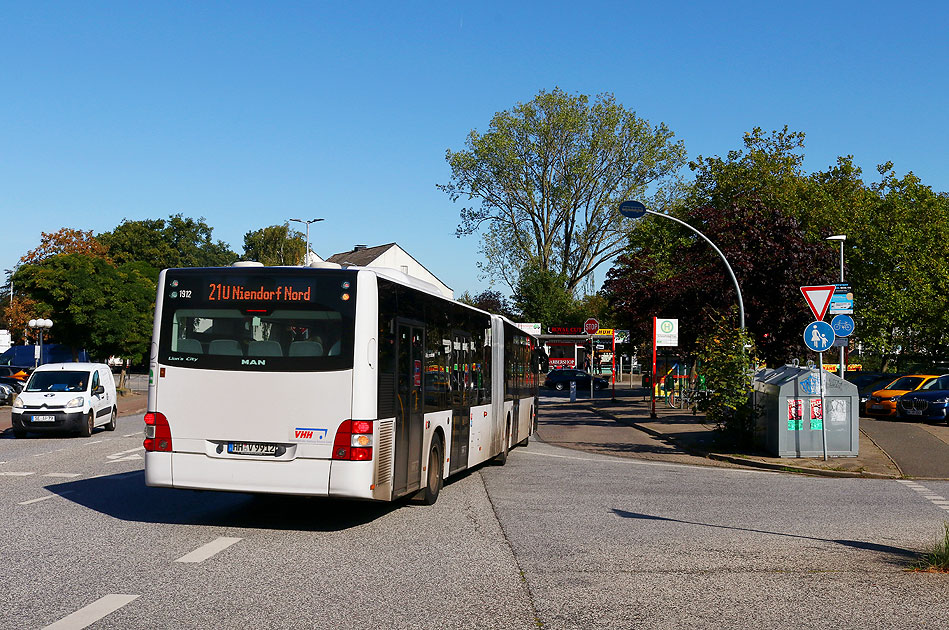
xmin=422 ymin=438 xmax=443 ymax=505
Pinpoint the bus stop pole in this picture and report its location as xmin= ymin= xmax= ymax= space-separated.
xmin=650 ymin=317 xmax=657 ymax=419
xmin=611 ymin=330 xmax=616 ymax=401
xmin=819 ymin=353 xmax=828 ymax=461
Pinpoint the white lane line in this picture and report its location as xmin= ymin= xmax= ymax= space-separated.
xmin=19 ymin=495 xmax=56 ymax=505
xmin=18 ymin=491 xmax=72 ymax=506
xmin=82 ymin=440 xmax=104 ymax=446
xmin=106 ymin=446 xmax=145 ymax=463
xmin=0 ymin=471 xmax=35 ymax=476
xmin=175 ymin=537 xmax=243 ymax=563
xmin=42 ymin=594 xmax=139 ymax=630
xmin=123 ymin=433 xmax=139 ymax=438
xmin=44 ymin=473 xmax=81 ymax=478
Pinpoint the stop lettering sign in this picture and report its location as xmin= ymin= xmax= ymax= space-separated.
xmin=583 ymin=318 xmax=599 ymax=335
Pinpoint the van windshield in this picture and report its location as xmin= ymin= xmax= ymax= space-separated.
xmin=26 ymin=371 xmax=90 ymax=393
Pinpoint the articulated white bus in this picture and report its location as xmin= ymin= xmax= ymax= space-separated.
xmin=144 ymin=263 xmax=538 ymax=504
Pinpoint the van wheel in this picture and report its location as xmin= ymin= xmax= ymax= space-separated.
xmin=80 ymin=412 xmax=94 ymax=437
xmin=422 ymin=437 xmax=443 ymax=505
xmin=105 ymin=407 xmax=117 ymax=431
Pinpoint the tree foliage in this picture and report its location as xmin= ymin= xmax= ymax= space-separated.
xmin=98 ymin=214 xmax=238 ymax=277
xmin=21 ymin=228 xmax=109 ymax=264
xmin=696 ymin=314 xmax=757 ymax=446
xmin=456 ymin=289 xmax=516 ymax=319
xmin=440 ymin=87 xmax=687 ymax=293
xmin=512 ymin=264 xmax=576 ymax=325
xmin=242 ymin=224 xmax=306 ymax=266
xmin=13 ymin=254 xmax=156 ymax=363
xmin=605 ymin=128 xmax=837 ymax=366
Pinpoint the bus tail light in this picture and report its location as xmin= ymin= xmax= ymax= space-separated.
xmin=333 ymin=419 xmax=373 ymax=460
xmin=144 ymin=412 xmax=172 ymax=452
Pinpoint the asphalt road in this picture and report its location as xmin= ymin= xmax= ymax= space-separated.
xmin=2 ymin=400 xmax=948 ymax=629
xmin=861 ymin=417 xmax=949 ymax=478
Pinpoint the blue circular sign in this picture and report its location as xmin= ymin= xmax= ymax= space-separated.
xmin=619 ymin=200 xmax=647 ymax=219
xmin=803 ymin=320 xmax=835 ymax=353
xmin=831 ymin=314 xmax=855 ymax=337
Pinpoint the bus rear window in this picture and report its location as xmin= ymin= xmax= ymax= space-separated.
xmin=158 ymin=270 xmax=357 ymax=372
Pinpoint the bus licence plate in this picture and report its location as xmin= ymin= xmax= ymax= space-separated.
xmin=31 ymin=415 xmax=55 ymax=422
xmin=227 ymin=442 xmax=279 ymax=456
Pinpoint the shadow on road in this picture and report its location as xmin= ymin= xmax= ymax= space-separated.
xmin=611 ymin=508 xmax=920 ymax=565
xmin=45 ymin=470 xmax=407 ymax=531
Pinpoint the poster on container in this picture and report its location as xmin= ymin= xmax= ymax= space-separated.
xmin=788 ymin=399 xmax=804 ymax=431
xmin=810 ymin=398 xmax=823 ymax=430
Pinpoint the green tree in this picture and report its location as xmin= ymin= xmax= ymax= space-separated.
xmin=441 ymin=87 xmax=687 ymax=293
xmin=14 ymin=254 xmax=155 ymax=363
xmin=606 ymin=128 xmax=837 ymax=366
xmin=457 ymin=289 xmax=516 ymax=319
xmin=242 ymin=224 xmax=307 ymax=266
xmin=818 ymin=163 xmax=949 ymax=370
xmin=99 ymin=214 xmax=238 ymax=277
xmin=696 ymin=313 xmax=757 ymax=446
xmin=512 ymin=264 xmax=576 ymax=325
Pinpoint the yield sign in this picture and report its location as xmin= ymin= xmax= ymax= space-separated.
xmin=800 ymin=285 xmax=836 ymax=320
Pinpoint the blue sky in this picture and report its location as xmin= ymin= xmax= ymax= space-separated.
xmin=2 ymin=1 xmax=946 ymax=298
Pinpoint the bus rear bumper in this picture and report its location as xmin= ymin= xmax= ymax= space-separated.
xmin=145 ymin=451 xmax=333 ymax=496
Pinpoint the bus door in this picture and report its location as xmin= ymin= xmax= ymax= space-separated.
xmin=449 ymin=332 xmax=471 ymax=475
xmin=394 ymin=322 xmax=425 ymax=496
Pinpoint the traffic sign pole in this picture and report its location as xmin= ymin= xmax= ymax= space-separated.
xmin=818 ymin=352 xmax=827 ymax=461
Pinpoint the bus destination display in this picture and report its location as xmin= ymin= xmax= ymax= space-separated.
xmin=205 ymin=282 xmax=314 ymax=303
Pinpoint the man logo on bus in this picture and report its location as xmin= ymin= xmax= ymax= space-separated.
xmin=241 ymin=359 xmax=266 ymax=366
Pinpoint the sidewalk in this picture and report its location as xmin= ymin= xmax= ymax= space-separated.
xmin=564 ymin=387 xmax=902 ymax=478
xmin=0 ymin=391 xmax=147 ymax=433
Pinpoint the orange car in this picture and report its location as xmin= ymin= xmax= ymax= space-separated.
xmin=865 ymin=374 xmax=940 ymax=417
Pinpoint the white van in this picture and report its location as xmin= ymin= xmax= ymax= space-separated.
xmin=11 ymin=363 xmax=118 ymax=438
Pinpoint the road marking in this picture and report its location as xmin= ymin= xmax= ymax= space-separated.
xmin=106 ymin=446 xmax=145 ymax=463
xmin=123 ymin=433 xmax=139 ymax=438
xmin=82 ymin=440 xmax=104 ymax=446
xmin=42 ymin=593 xmax=139 ymax=629
xmin=18 ymin=491 xmax=72 ymax=506
xmin=899 ymin=481 xmax=949 ymax=512
xmin=175 ymin=536 xmax=243 ymax=563
xmin=44 ymin=473 xmax=81 ymax=478
xmin=0 ymin=471 xmax=35 ymax=476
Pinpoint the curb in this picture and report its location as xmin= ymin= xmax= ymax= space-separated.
xmin=590 ymin=406 xmax=900 ymax=480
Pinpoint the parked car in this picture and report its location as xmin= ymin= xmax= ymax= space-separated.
xmin=896 ymin=375 xmax=949 ymax=423
xmin=544 ymin=369 xmax=609 ymax=391
xmin=845 ymin=372 xmax=901 ymax=415
xmin=866 ymin=374 xmax=940 ymax=417
xmin=0 ymin=382 xmax=15 ymax=405
xmin=11 ymin=362 xmax=117 ymax=438
xmin=0 ymin=375 xmax=25 ymax=394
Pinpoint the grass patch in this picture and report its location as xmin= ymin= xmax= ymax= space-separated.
xmin=912 ymin=522 xmax=949 ymax=572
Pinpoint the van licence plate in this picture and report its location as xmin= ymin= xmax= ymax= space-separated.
xmin=227 ymin=442 xmax=279 ymax=456
xmin=31 ymin=415 xmax=55 ymax=422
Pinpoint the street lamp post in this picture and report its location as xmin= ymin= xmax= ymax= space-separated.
xmin=289 ymin=218 xmax=324 ymax=265
xmin=28 ymin=318 xmax=53 ymax=367
xmin=826 ymin=235 xmax=847 ymax=377
xmin=620 ymin=200 xmax=746 ymax=420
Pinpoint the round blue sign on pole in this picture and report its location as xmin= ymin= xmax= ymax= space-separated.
xmin=803 ymin=320 xmax=835 ymax=353
xmin=831 ymin=314 xmax=855 ymax=337
xmin=619 ymin=200 xmax=647 ymax=219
